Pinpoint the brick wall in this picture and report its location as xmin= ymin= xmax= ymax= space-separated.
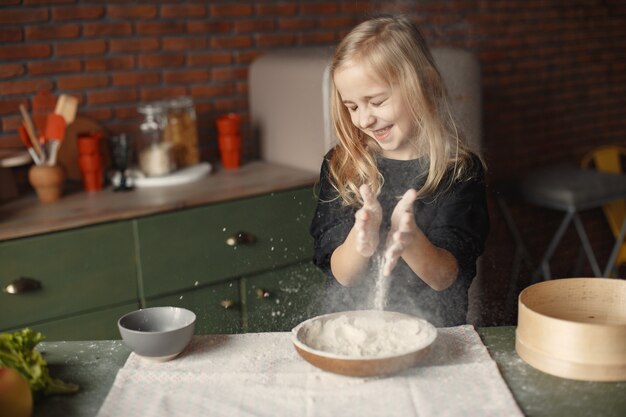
xmin=1 ymin=0 xmax=625 ymax=324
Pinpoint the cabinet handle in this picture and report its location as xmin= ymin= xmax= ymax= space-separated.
xmin=225 ymin=231 xmax=257 ymax=247
xmin=3 ymin=277 xmax=42 ymax=295
xmin=220 ymin=299 xmax=236 ymax=309
xmin=255 ymin=288 xmax=271 ymax=300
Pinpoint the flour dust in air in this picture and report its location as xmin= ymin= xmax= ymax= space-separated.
xmin=373 ymin=254 xmax=389 ymax=311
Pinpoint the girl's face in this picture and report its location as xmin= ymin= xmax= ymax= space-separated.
xmin=334 ymin=60 xmax=417 ymax=160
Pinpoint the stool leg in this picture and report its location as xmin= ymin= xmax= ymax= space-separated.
xmin=603 ymin=216 xmax=626 ymax=277
xmin=533 ymin=211 xmax=575 ymax=282
xmin=572 ymin=214 xmax=602 ymax=277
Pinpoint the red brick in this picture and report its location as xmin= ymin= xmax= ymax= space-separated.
xmin=84 ymin=56 xmax=135 ymax=72
xmin=87 ymin=89 xmax=138 ymax=105
xmin=236 ymin=51 xmax=264 ymax=65
xmin=164 ymin=69 xmax=210 ymax=84
xmin=0 ymin=44 xmax=50 ymax=61
xmin=112 ymin=71 xmax=160 ymax=86
xmin=278 ymin=18 xmax=318 ymax=31
xmin=213 ymin=97 xmax=247 ymax=113
xmin=256 ymin=3 xmax=297 ymax=16
xmin=24 ymin=0 xmax=73 ymax=4
xmin=136 ymin=22 xmax=186 ymax=36
xmin=188 ymin=52 xmax=232 ymax=67
xmin=320 ymin=17 xmax=355 ymax=29
xmin=138 ymin=54 xmax=186 ymax=69
xmin=80 ymin=107 xmax=113 ymax=121
xmin=300 ymin=3 xmax=338 ymax=14
xmin=139 ymin=87 xmax=188 ymax=102
xmin=190 ymin=84 xmax=234 ymax=98
xmin=161 ymin=4 xmax=207 ymax=18
xmin=339 ymin=3 xmax=371 ymax=13
xmin=211 ymin=67 xmax=247 ymax=82
xmin=300 ymin=31 xmax=336 ymax=44
xmin=57 ymin=74 xmax=109 ymax=90
xmin=187 ymin=21 xmax=232 ymax=33
xmin=0 ymin=99 xmax=26 ymax=115
xmin=0 ymin=64 xmax=25 ymax=79
xmin=255 ymin=33 xmax=297 ymax=48
xmin=0 ymin=8 xmax=48 ymax=25
xmin=0 ymin=28 xmax=22 ymax=42
xmin=56 ymin=40 xmax=106 ymax=57
xmin=114 ymin=106 xmax=139 ymax=120
xmin=28 ymin=59 xmax=81 ymax=75
xmin=110 ymin=38 xmax=160 ymax=53
xmin=234 ymin=19 xmax=276 ymax=33
xmin=210 ymin=36 xmax=253 ymax=49
xmin=83 ymin=22 xmax=132 ymax=37
xmin=25 ymin=24 xmax=80 ymax=41
xmin=0 ymin=79 xmax=52 ymax=96
xmin=209 ymin=4 xmax=253 ymax=17
xmin=107 ymin=5 xmax=157 ymax=20
xmin=52 ymin=6 xmax=104 ymax=21
xmin=162 ymin=37 xmax=207 ymax=51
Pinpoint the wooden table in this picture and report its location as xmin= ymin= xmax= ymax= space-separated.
xmin=32 ymin=327 xmax=625 ymax=417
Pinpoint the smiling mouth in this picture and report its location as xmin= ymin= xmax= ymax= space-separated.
xmin=372 ymin=126 xmax=392 ymax=141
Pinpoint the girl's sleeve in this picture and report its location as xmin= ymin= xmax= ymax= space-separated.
xmin=309 ymin=158 xmax=355 ymax=279
xmin=427 ymin=160 xmax=490 ymax=285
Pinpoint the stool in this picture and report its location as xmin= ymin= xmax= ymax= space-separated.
xmin=518 ymin=165 xmax=626 ymax=280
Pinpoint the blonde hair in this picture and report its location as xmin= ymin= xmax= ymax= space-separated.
xmin=328 ymin=15 xmax=479 ymax=206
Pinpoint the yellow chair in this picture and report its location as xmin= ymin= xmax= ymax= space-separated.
xmin=581 ymin=145 xmax=626 ymax=274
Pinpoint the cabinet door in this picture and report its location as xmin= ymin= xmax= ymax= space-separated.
xmin=0 ymin=222 xmax=138 ymax=331
xmin=137 ymin=187 xmax=317 ymax=298
xmin=145 ymin=281 xmax=242 ymax=335
xmin=243 ymin=262 xmax=327 ymax=333
xmin=7 ymin=302 xmax=139 ymax=341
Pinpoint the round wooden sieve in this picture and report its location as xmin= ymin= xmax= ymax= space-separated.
xmin=516 ymin=277 xmax=626 ymax=381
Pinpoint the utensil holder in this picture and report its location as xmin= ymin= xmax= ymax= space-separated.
xmin=28 ymin=165 xmax=65 ymax=203
xmin=216 ymin=114 xmax=242 ymax=169
xmin=77 ymin=133 xmax=103 ymax=192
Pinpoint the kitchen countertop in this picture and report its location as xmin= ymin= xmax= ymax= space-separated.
xmin=33 ymin=326 xmax=626 ymax=417
xmin=0 ymin=161 xmax=318 ymax=241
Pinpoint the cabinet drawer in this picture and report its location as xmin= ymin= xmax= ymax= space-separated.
xmin=244 ymin=261 xmax=326 ymax=333
xmin=138 ymin=187 xmax=316 ymax=297
xmin=0 ymin=222 xmax=138 ymax=330
xmin=145 ymin=281 xmax=242 ymax=334
xmin=7 ymin=302 xmax=139 ymax=341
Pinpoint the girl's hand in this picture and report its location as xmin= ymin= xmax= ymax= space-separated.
xmin=383 ymin=189 xmax=418 ymax=276
xmin=354 ymin=184 xmax=383 ymax=257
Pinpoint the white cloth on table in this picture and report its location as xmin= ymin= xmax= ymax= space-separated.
xmin=96 ymin=325 xmax=522 ymax=417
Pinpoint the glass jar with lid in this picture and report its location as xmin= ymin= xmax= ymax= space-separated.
xmin=137 ymin=102 xmax=176 ymax=177
xmin=163 ymin=96 xmax=200 ymax=167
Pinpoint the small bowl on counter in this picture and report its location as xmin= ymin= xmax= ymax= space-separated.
xmin=118 ymin=306 xmax=196 ymax=362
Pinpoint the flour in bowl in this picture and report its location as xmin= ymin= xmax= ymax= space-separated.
xmin=302 ymin=313 xmax=436 ymax=357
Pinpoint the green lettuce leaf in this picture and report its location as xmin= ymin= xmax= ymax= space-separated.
xmin=0 ymin=328 xmax=79 ymax=396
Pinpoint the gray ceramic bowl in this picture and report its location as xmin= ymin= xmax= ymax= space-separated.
xmin=118 ymin=306 xmax=196 ymax=362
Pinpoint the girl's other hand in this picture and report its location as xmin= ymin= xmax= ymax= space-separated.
xmin=383 ymin=189 xmax=418 ymax=276
xmin=354 ymin=184 xmax=383 ymax=257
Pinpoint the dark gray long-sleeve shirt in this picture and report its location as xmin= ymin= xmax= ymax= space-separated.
xmin=309 ymin=153 xmax=489 ymax=327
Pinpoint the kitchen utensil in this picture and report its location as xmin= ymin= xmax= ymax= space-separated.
xmin=54 ymin=94 xmax=79 ymax=125
xmin=44 ymin=113 xmax=66 ymax=166
xmin=107 ymin=133 xmax=133 ymax=191
xmin=292 ymin=310 xmax=437 ymax=377
xmin=118 ymin=307 xmax=196 ymax=362
xmin=18 ymin=126 xmax=41 ymax=165
xmin=19 ymin=104 xmax=45 ymax=163
xmin=516 ymin=277 xmax=626 ymax=381
xmin=32 ymin=89 xmax=57 ymax=141
xmin=28 ymin=164 xmax=65 ymax=203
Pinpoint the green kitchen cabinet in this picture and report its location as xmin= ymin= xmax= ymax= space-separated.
xmin=144 ymin=280 xmax=243 ymax=334
xmin=243 ymin=261 xmax=327 ymax=333
xmin=136 ymin=187 xmax=317 ymax=298
xmin=0 ymin=222 xmax=138 ymax=340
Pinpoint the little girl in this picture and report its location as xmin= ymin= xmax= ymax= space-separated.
xmin=310 ymin=15 xmax=489 ymax=327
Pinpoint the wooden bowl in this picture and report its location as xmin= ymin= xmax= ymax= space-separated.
xmin=292 ymin=310 xmax=437 ymax=377
xmin=516 ymin=278 xmax=626 ymax=381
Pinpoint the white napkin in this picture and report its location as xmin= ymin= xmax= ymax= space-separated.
xmin=97 ymin=326 xmax=522 ymax=417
